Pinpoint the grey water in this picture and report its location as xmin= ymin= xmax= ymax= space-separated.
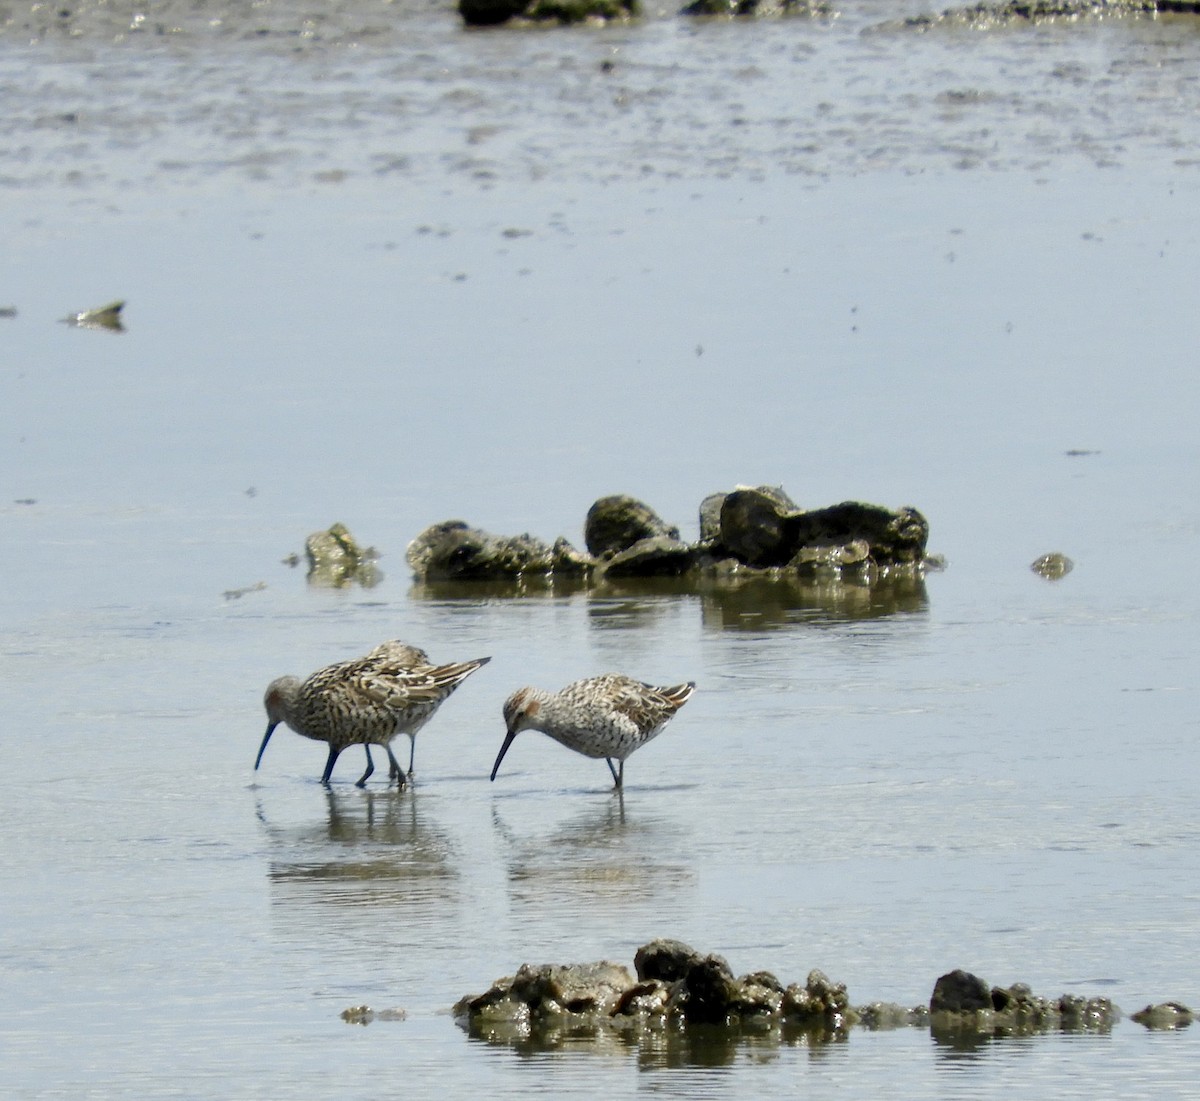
xmin=2 ymin=1 xmax=1199 ymax=1097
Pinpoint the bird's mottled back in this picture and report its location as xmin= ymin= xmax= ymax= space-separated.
xmin=492 ymin=673 xmax=696 ymax=789
xmin=256 ymin=642 xmax=490 ymax=786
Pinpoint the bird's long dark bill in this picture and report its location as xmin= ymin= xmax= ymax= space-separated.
xmin=490 ymin=731 xmax=517 ymax=782
xmin=255 ymin=723 xmax=278 ymax=770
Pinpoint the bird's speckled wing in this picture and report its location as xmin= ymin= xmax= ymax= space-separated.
xmin=619 ymin=682 xmax=690 ymax=732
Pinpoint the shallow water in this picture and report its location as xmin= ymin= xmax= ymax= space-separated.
xmin=2 ymin=0 xmax=1199 ymax=1097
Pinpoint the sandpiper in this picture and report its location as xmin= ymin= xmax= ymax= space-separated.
xmin=490 ymin=674 xmax=696 ymax=790
xmin=257 ymin=642 xmax=490 ymax=787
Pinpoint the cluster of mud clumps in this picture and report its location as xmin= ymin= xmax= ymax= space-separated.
xmin=407 ymin=487 xmax=933 ymax=585
xmin=452 ymin=940 xmax=1192 ymax=1041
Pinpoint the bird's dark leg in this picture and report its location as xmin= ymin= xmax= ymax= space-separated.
xmin=356 ymin=746 xmax=375 ymax=788
xmin=407 ymin=735 xmax=417 ymax=778
xmin=606 ymin=758 xmax=621 ymax=787
xmin=385 ymin=745 xmax=407 ymax=788
xmin=321 ymin=745 xmax=342 ymax=785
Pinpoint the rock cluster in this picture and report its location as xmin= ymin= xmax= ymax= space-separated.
xmin=880 ymin=0 xmax=1158 ymax=30
xmin=407 ymin=488 xmax=931 ymax=584
xmin=930 ymin=969 xmax=1120 ymax=1033
xmin=455 ymin=939 xmax=870 ymax=1039
xmin=454 ymin=952 xmax=1187 ymax=1043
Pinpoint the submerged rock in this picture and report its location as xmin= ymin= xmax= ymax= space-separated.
xmin=1131 ymin=1002 xmax=1194 ymax=1030
xmin=305 ymin=522 xmax=382 ymax=588
xmin=1031 ymin=552 xmax=1074 ymax=580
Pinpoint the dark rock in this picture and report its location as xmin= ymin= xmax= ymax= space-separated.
xmin=460 ymin=0 xmax=636 ymax=24
xmin=680 ymin=953 xmax=740 ymax=1024
xmin=524 ymin=0 xmax=638 ymax=18
xmin=406 ymin=520 xmax=594 ymax=581
xmin=600 ymin=535 xmax=697 ymax=578
xmin=634 ymin=938 xmax=702 ymax=983
xmin=458 ymin=0 xmax=529 ymax=22
xmin=718 ymin=486 xmax=801 ymax=567
xmin=585 ymin=495 xmax=680 ymax=557
xmin=790 ymin=502 xmax=928 ymax=566
xmin=930 ymin=970 xmax=992 ymax=1014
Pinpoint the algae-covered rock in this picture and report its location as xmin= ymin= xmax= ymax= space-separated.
xmin=409 ymin=486 xmax=931 ymax=585
xmin=1057 ymin=994 xmax=1120 ymax=1030
xmin=454 ymin=961 xmax=634 ymax=1028
xmin=585 ymin=495 xmax=681 ymax=557
xmin=713 ymin=488 xmax=927 ymax=570
xmin=601 ymin=535 xmax=697 ymax=578
xmin=456 ymin=945 xmax=1155 ymax=1048
xmin=1031 ymin=552 xmax=1073 ymax=580
xmin=525 ymin=0 xmax=638 ymax=19
xmin=1131 ymin=1002 xmax=1193 ymax=1030
xmin=406 ymin=520 xmax=595 ymax=581
xmin=782 ymin=969 xmax=855 ymax=1029
xmin=931 ymin=971 xmax=1122 ymax=1035
xmin=305 ymin=522 xmax=382 ymax=588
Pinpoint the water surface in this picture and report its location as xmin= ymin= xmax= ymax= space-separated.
xmin=2 ymin=2 xmax=1198 ymax=1097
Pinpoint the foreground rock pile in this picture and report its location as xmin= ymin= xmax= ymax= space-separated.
xmin=454 ymin=939 xmax=862 ymax=1037
xmin=407 ymin=487 xmax=932 ymax=584
xmin=453 ymin=942 xmax=1189 ymax=1041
